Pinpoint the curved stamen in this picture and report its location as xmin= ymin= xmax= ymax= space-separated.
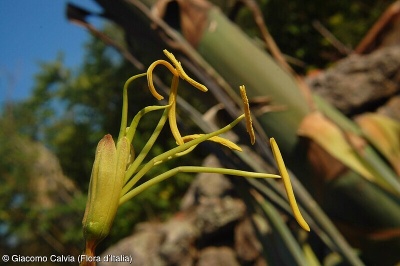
xmin=168 ymin=75 xmax=184 ymax=145
xmin=163 ymin=49 xmax=208 ymax=92
xmin=147 ymin=59 xmax=178 ymax=100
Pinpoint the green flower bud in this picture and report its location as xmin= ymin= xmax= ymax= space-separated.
xmin=82 ymin=134 xmax=130 ymax=247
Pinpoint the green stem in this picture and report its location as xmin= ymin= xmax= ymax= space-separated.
xmin=121 ymin=114 xmax=245 ymax=196
xmin=125 ymin=104 xmax=171 ymax=142
xmin=118 ymin=73 xmax=147 ymax=142
xmin=154 ymin=144 xmax=198 ymax=165
xmin=123 ymin=107 xmax=170 ymax=185
xmin=120 ymin=165 xmax=280 ymax=205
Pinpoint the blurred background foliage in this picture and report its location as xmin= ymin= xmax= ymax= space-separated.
xmin=229 ymin=0 xmax=392 ymax=70
xmin=0 ymin=0 xmax=395 ymax=263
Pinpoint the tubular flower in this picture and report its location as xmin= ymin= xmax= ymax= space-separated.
xmin=81 ymin=135 xmax=130 ymax=264
xmin=81 ymin=49 xmax=309 ymax=265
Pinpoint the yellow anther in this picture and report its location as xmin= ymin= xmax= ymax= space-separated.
xmin=147 ymin=59 xmax=178 ymax=100
xmin=182 ymin=134 xmax=242 ymax=151
xmin=240 ymin=85 xmax=255 ymax=145
xmin=270 ymin=138 xmax=310 ymax=231
xmin=163 ymin=49 xmax=208 ymax=92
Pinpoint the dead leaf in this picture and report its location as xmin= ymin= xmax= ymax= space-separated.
xmin=356 ymin=113 xmax=400 ymax=176
xmin=298 ymin=112 xmax=375 ymax=181
xmin=152 ymin=0 xmax=211 ymax=47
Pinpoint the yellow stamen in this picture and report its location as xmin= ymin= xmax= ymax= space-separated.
xmin=168 ymin=75 xmax=184 ymax=145
xmin=163 ymin=49 xmax=208 ymax=92
xmin=270 ymin=138 xmax=310 ymax=232
xmin=182 ymin=134 xmax=242 ymax=151
xmin=147 ymin=59 xmax=178 ymax=100
xmin=240 ymin=85 xmax=255 ymax=144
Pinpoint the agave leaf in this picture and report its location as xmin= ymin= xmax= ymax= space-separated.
xmin=313 ymin=95 xmax=400 ymax=195
xmin=251 ymin=190 xmax=310 ymax=265
xmin=355 ymin=113 xmax=400 ymax=176
xmin=298 ymin=112 xmax=394 ymax=190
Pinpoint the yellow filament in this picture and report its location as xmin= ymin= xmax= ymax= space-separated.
xmin=270 ymin=138 xmax=310 ymax=232
xmin=168 ymin=75 xmax=184 ymax=145
xmin=182 ymin=134 xmax=242 ymax=151
xmin=240 ymin=85 xmax=255 ymax=144
xmin=147 ymin=59 xmax=178 ymax=100
xmin=163 ymin=49 xmax=208 ymax=92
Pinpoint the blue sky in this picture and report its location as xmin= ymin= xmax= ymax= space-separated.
xmin=0 ymin=0 xmax=102 ymax=105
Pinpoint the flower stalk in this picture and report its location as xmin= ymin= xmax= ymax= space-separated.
xmin=81 ymin=50 xmax=310 ymax=265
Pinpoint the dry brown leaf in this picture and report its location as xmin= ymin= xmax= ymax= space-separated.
xmin=298 ymin=112 xmax=375 ymax=181
xmin=356 ymin=113 xmax=400 ymax=176
xmin=152 ymin=0 xmax=211 ymax=47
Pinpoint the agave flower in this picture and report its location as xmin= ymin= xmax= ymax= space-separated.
xmin=80 ymin=50 xmax=309 ymax=265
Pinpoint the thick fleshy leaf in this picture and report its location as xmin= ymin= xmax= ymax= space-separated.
xmin=298 ymin=112 xmax=375 ymax=181
xmin=356 ymin=113 xmax=400 ymax=176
